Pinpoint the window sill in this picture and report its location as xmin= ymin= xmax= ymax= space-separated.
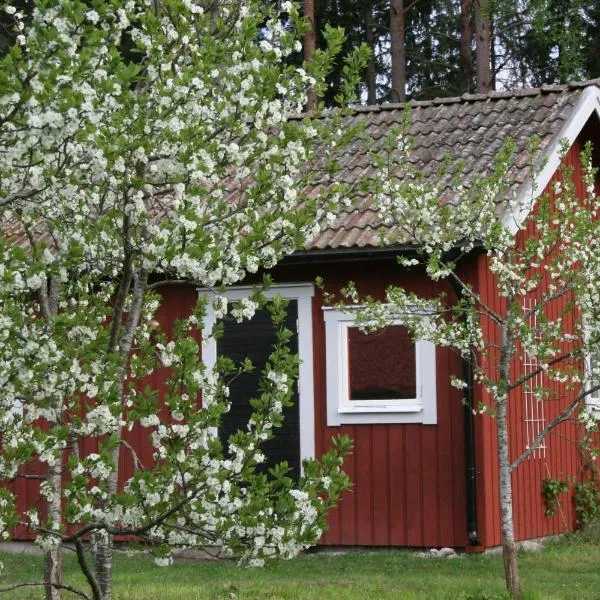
xmin=338 ymin=403 xmax=423 ymax=414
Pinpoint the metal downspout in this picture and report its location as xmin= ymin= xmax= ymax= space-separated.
xmin=449 ymin=275 xmax=480 ymax=546
xmin=463 ymin=353 xmax=480 ymax=545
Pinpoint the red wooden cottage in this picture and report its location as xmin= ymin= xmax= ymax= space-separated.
xmin=10 ymin=80 xmax=600 ymax=550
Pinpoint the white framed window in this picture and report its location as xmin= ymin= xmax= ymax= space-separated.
xmin=323 ymin=307 xmax=437 ymax=426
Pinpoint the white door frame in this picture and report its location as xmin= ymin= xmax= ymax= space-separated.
xmin=200 ymin=283 xmax=316 ymax=467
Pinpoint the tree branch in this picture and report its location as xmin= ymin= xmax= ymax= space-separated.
xmin=507 ymin=349 xmax=578 ymax=392
xmin=510 ymin=384 xmax=600 ymax=471
xmin=0 ymin=582 xmax=90 ymax=599
xmin=74 ymin=539 xmax=102 ymax=600
xmin=107 ymin=214 xmax=134 ymax=354
xmin=446 ymin=266 xmax=504 ymax=326
xmin=120 ymin=438 xmax=145 ymax=471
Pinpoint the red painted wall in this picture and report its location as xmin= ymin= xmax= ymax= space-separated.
xmin=275 ymin=260 xmax=468 ymax=548
xmin=8 ymin=262 xmax=469 ymax=548
xmin=9 ymin=285 xmax=199 ymax=541
xmin=472 ymin=137 xmax=595 ymax=548
xmin=9 ymin=126 xmax=599 ymax=548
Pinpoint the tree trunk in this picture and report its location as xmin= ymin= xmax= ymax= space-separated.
xmin=365 ymin=0 xmax=377 ymax=104
xmin=303 ymin=0 xmax=317 ymax=112
xmin=474 ymin=0 xmax=491 ymax=93
xmin=496 ymin=398 xmax=523 ymax=598
xmin=459 ymin=0 xmax=473 ymax=94
xmin=44 ymin=458 xmax=63 ymax=600
xmin=497 ymin=319 xmax=523 ymax=599
xmin=40 ymin=279 xmax=63 ymax=600
xmin=94 ymin=530 xmax=113 ymax=600
xmin=94 ymin=270 xmax=148 ymax=600
xmin=390 ymin=0 xmax=406 ymax=102
xmin=489 ymin=11 xmax=496 ymax=90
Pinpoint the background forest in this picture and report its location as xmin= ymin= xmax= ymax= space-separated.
xmin=2 ymin=1 xmax=599 ymax=105
xmin=301 ymin=0 xmax=600 ymax=105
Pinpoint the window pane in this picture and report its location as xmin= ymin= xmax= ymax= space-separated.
xmin=348 ymin=325 xmax=416 ymax=400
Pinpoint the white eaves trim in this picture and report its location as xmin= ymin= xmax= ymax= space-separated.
xmin=502 ymin=85 xmax=600 ymax=235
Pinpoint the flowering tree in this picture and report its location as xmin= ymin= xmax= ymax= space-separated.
xmin=348 ymin=133 xmax=600 ymax=598
xmin=0 ymin=2 xmax=368 ymax=599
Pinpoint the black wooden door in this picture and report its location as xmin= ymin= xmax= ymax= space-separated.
xmin=217 ymin=301 xmax=300 ymax=480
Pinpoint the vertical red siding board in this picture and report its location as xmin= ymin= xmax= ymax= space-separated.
xmin=338 ymin=425 xmax=357 ymax=545
xmin=451 ymin=406 xmax=468 ymax=547
xmin=386 ymin=426 xmax=393 ymax=545
xmin=323 ymin=429 xmax=343 ymax=544
xmin=439 ymin=349 xmax=458 ymax=545
xmin=372 ymin=424 xmax=390 ymax=545
xmin=491 ymin=269 xmax=502 ymax=546
xmin=475 ymin=412 xmax=491 ymax=547
xmin=347 ymin=426 xmax=371 ymax=545
xmin=535 ymin=455 xmax=543 ymax=539
xmin=444 ymin=353 xmax=461 ymax=548
xmin=473 ymin=255 xmax=489 ymax=546
xmin=311 ymin=290 xmax=339 ymax=545
xmin=480 ymin=256 xmax=493 ymax=546
xmin=405 ymin=426 xmax=423 ymax=546
xmin=559 ymin=147 xmax=576 ymax=534
xmin=520 ymin=399 xmax=529 ymax=540
xmin=573 ymin=140 xmax=587 ymax=530
xmin=421 ymin=424 xmax=439 ymax=545
xmin=388 ymin=426 xmax=407 ymax=545
xmin=547 ymin=283 xmax=559 ymax=538
xmin=554 ymin=255 xmax=566 ymax=536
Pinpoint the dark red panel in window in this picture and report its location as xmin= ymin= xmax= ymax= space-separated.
xmin=348 ymin=325 xmax=416 ymax=400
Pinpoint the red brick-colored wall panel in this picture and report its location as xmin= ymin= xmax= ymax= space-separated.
xmin=9 ymin=260 xmax=468 ymax=548
xmin=473 ymin=137 xmax=597 ymax=547
xmin=300 ymin=259 xmax=468 ymax=548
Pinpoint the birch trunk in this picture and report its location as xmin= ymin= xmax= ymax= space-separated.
xmin=94 ymin=531 xmax=113 ymax=600
xmin=39 ymin=279 xmax=63 ymax=600
xmin=44 ymin=457 xmax=63 ymax=600
xmin=94 ymin=270 xmax=148 ymax=600
xmin=498 ymin=320 xmax=523 ymax=599
xmin=497 ymin=397 xmax=523 ymax=598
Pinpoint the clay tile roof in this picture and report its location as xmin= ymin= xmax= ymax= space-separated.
xmin=305 ymin=79 xmax=600 ymax=252
xmin=4 ymin=79 xmax=599 ymax=257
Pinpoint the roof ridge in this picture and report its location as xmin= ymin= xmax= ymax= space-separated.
xmin=354 ymin=78 xmax=600 ymax=114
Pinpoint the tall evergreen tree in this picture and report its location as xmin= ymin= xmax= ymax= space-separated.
xmin=299 ymin=0 xmax=600 ymax=103
xmin=390 ymin=0 xmax=407 ymax=101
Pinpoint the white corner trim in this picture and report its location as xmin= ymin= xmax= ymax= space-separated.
xmin=503 ymin=85 xmax=600 ymax=235
xmin=199 ymin=284 xmax=316 ymax=467
xmin=323 ymin=307 xmax=437 ymax=426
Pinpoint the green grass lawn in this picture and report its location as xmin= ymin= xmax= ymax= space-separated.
xmin=1 ymin=531 xmax=599 ymax=600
